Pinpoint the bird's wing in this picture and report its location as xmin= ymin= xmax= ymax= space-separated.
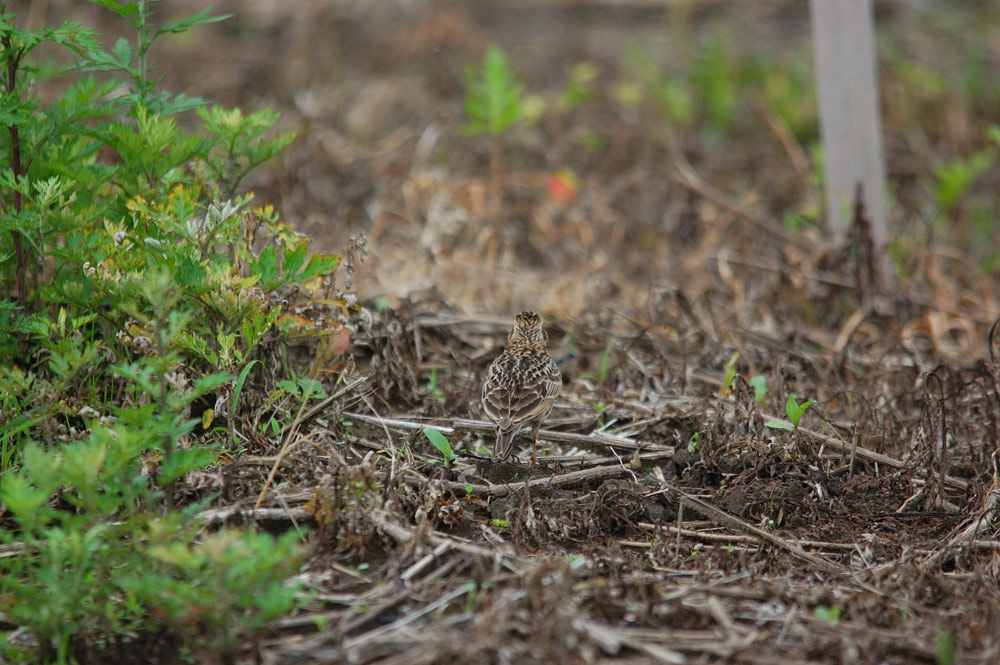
xmin=539 ymin=358 xmax=562 ymax=401
xmin=482 ymin=352 xmax=562 ymax=428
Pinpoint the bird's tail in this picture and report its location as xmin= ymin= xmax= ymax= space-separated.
xmin=493 ymin=422 xmax=519 ymax=461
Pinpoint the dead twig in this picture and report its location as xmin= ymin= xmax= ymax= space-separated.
xmin=438 ymin=462 xmax=636 ymax=498
xmin=280 ymin=373 xmax=371 ymax=435
xmin=764 ymin=414 xmax=969 ymax=492
xmin=921 ymin=448 xmax=1000 ymax=570
xmin=671 ymin=149 xmax=812 ymax=250
xmin=647 ymin=482 xmax=847 ymax=575
xmin=258 ymin=372 xmax=365 ymax=509
xmin=634 ymin=521 xmax=859 ymax=551
xmin=367 ymin=507 xmax=527 ymax=573
xmin=342 ymin=412 xmax=653 ymax=456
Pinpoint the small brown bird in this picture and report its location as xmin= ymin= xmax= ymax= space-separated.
xmin=481 ymin=311 xmax=562 ymax=462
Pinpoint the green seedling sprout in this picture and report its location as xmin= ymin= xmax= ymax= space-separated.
xmin=423 ymin=427 xmax=457 ymax=466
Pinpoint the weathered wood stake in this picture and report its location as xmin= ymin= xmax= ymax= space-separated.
xmin=810 ymin=0 xmax=888 ymax=251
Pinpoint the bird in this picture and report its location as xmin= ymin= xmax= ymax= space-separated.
xmin=481 ymin=311 xmax=562 ymax=463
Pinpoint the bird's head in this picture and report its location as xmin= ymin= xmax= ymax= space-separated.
xmin=508 ymin=311 xmax=547 ymax=348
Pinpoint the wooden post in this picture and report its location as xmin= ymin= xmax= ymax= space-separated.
xmin=809 ymin=0 xmax=888 ymax=249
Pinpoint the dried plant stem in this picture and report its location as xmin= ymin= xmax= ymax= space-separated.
xmin=921 ymin=449 xmax=1000 ymax=570
xmin=255 ymin=367 xmax=336 ymax=509
xmin=650 ymin=482 xmax=847 ymax=576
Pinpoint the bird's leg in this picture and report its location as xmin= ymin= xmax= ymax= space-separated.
xmin=529 ymin=420 xmax=541 ymax=465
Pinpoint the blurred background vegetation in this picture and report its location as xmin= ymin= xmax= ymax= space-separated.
xmin=26 ymin=1 xmax=1000 ymax=313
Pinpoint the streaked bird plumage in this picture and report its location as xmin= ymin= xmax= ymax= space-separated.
xmin=481 ymin=312 xmax=561 ymax=462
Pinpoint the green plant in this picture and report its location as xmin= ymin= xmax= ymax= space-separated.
xmin=464 ymin=45 xmax=525 ymax=138
xmin=230 ymin=358 xmax=261 ymax=440
xmin=933 ymin=149 xmax=994 ymax=218
xmin=0 ymin=380 xmax=222 ymax=662
xmin=581 ymin=335 xmax=616 ymax=384
xmin=687 ymin=432 xmax=700 ymax=454
xmin=935 ymin=629 xmax=956 ymax=665
xmin=652 ymin=74 xmax=695 ymax=127
xmin=560 ymin=61 xmax=600 ymax=110
xmin=427 ymin=367 xmax=446 ymax=403
xmin=932 ymin=125 xmax=1000 ymax=256
xmin=121 ymin=527 xmax=309 ymax=664
xmin=691 ymin=30 xmax=737 ymax=131
xmin=578 ymin=128 xmax=605 ymax=153
xmin=464 ymin=45 xmax=527 ymax=189
xmin=621 ymin=47 xmax=694 ymax=128
xmin=766 ymin=393 xmax=815 ymax=431
xmin=752 ymin=51 xmax=817 ymax=142
xmin=591 ymin=402 xmax=606 ymax=428
xmin=463 ymin=581 xmax=478 ymax=614
xmin=423 ymin=427 xmax=457 ymax=466
xmin=254 ymin=372 xmax=326 ymax=439
xmin=813 ymin=605 xmax=841 ymax=628
xmin=747 ymin=374 xmax=767 ymax=403
xmin=719 ymin=351 xmax=740 ymax=396
xmin=277 ymin=374 xmax=327 ymax=403
xmin=0 ymin=0 xmax=344 ymax=454
xmin=0 ymin=293 xmax=241 ymax=659
xmin=0 ymin=3 xmax=331 ymax=661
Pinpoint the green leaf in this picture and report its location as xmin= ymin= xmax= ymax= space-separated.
xmin=598 ymin=336 xmax=614 ymax=382
xmin=254 ymin=245 xmax=281 ymax=290
xmin=719 ymin=351 xmax=740 ymax=396
xmin=748 ymin=374 xmax=767 ymax=403
xmin=692 ymin=31 xmax=736 ymax=130
xmin=111 ymin=36 xmax=132 ymax=67
xmin=423 ymin=427 xmax=456 ymax=465
xmin=297 ymin=377 xmax=325 ymax=400
xmin=297 ymin=252 xmax=339 ymax=283
xmin=935 ymin=630 xmax=956 ymax=665
xmin=0 ymin=474 xmax=52 ymax=525
xmin=987 ymin=124 xmax=1000 ymax=147
xmin=233 ymin=360 xmax=261 ymax=415
xmin=282 ymin=241 xmax=308 ymax=281
xmin=464 ymin=45 xmax=525 ymax=137
xmin=176 ymin=253 xmax=208 ymax=291
xmin=158 ymin=445 xmax=218 ymax=485
xmin=790 ymin=401 xmax=814 ymax=426
xmin=784 ymin=394 xmax=799 ymax=421
xmin=61 ymin=440 xmax=108 ymax=496
xmin=192 ymin=372 xmax=234 ymax=398
xmin=88 ymin=1 xmax=140 ymax=21
xmin=785 ymin=393 xmax=814 ymax=428
xmin=0 ymin=443 xmax=63 ymax=527
xmin=933 ymin=149 xmax=994 ymax=213
xmin=155 ymin=7 xmax=230 ymax=37
xmin=813 ymin=605 xmax=840 ymax=628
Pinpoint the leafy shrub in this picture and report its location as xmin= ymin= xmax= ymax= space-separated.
xmin=0 ymin=2 xmax=342 ymax=662
xmin=0 ymin=0 xmax=346 ymax=456
xmin=121 ymin=527 xmax=308 ymax=665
